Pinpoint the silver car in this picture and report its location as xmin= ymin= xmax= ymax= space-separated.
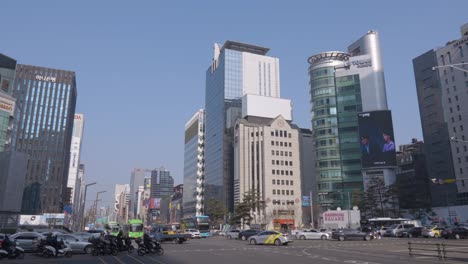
xmin=295 ymin=229 xmax=329 ymax=240
xmin=249 ymin=231 xmax=289 ymax=246
xmin=10 ymin=232 xmax=45 ymax=252
xmin=57 ymin=234 xmax=94 ymax=254
xmin=226 ymin=229 xmax=240 ymax=239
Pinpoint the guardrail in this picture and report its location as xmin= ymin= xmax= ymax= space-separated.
xmin=408 ymin=242 xmax=468 ymax=261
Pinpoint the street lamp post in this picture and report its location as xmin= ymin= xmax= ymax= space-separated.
xmin=79 ymin=182 xmax=96 ymax=231
xmin=93 ymin=191 xmax=106 ymax=224
xmin=432 ymin=63 xmax=468 ymax=73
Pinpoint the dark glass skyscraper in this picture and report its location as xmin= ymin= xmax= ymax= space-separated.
xmin=12 ymin=64 xmax=77 ymax=214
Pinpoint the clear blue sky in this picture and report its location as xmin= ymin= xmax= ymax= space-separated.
xmin=2 ymin=1 xmax=467 ymax=207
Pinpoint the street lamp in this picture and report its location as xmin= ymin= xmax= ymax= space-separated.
xmin=450 ymin=137 xmax=468 ymax=144
xmin=432 ymin=63 xmax=468 ymax=73
xmin=94 ymin=191 xmax=106 ymax=223
xmin=79 ymin=182 xmax=96 ymax=231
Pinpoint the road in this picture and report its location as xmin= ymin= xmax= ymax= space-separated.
xmin=4 ymin=236 xmax=468 ymax=264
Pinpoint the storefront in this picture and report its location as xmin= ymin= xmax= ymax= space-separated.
xmin=273 ymin=219 xmax=295 ymax=231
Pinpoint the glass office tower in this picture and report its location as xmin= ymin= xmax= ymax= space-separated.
xmin=12 ymin=64 xmax=77 ymax=214
xmin=308 ymin=31 xmax=393 ymax=213
xmin=204 ymin=41 xmax=280 ymax=212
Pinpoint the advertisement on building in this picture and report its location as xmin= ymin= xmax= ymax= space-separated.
xmin=358 ymin=110 xmax=396 ymax=168
xmin=0 ymin=96 xmax=15 ymax=116
xmin=150 ymin=198 xmax=161 ymax=209
xmin=321 ymin=210 xmax=361 ymax=229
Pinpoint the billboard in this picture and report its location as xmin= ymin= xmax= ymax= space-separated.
xmin=302 ymin=196 xmax=310 ymax=207
xmin=149 ymin=198 xmax=161 ymax=209
xmin=358 ymin=110 xmax=396 ymax=168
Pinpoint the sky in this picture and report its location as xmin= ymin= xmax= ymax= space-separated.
xmin=1 ymin=0 xmax=467 ymax=208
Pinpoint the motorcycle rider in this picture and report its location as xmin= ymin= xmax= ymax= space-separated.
xmin=143 ymin=231 xmax=153 ymax=251
xmin=1 ymin=235 xmax=15 ymax=256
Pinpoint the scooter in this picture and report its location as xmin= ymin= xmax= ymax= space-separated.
xmin=42 ymin=242 xmax=73 ymax=258
xmin=0 ymin=246 xmax=25 ymax=259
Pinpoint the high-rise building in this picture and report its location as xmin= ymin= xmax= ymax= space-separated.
xmin=67 ymin=114 xmax=84 ymax=207
xmin=413 ymin=23 xmax=468 ymax=206
xmin=170 ymin=184 xmax=183 ymax=224
xmin=183 ymin=109 xmax=205 ymax=218
xmin=298 ymin=128 xmax=315 ymax=226
xmin=130 ymin=168 xmax=151 ymax=218
xmin=205 ymin=41 xmax=281 ymax=212
xmin=234 ymin=94 xmax=302 ymax=229
xmin=396 ymin=139 xmax=431 ymax=209
xmin=150 ymin=167 xmax=174 ymax=223
xmin=308 ymin=31 xmax=395 ymax=213
xmin=0 ymin=54 xmax=17 ymax=152
xmin=12 ymin=64 xmax=77 ymax=214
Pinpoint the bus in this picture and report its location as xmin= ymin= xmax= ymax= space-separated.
xmin=108 ymin=221 xmax=120 ymax=236
xmin=128 ymin=219 xmax=144 ymax=239
xmin=181 ymin=215 xmax=211 ymax=238
xmin=366 ymin=218 xmax=421 ymax=228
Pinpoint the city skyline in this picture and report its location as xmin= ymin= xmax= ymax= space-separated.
xmin=1 ymin=1 xmax=466 ymax=208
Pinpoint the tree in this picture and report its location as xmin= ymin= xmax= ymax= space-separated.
xmin=204 ymin=199 xmax=227 ymax=227
xmin=231 ymin=190 xmax=265 ymax=228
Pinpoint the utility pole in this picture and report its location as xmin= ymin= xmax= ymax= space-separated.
xmin=80 ymin=182 xmax=96 ymax=231
xmin=309 ymin=191 xmax=314 ymax=228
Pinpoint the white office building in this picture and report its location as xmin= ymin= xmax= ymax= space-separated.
xmin=67 ymin=114 xmax=84 ymax=208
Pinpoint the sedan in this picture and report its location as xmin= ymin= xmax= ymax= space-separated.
xmin=10 ymin=232 xmax=45 ymax=252
xmin=332 ymin=229 xmax=372 ymax=241
xmin=226 ymin=229 xmax=240 ymax=240
xmin=186 ymin=229 xmax=201 ymax=239
xmin=422 ymin=226 xmax=444 ymax=238
xmin=249 ymin=231 xmax=289 ymax=246
xmin=238 ymin=230 xmax=261 ymax=241
xmin=443 ymin=226 xmax=468 ymax=239
xmin=397 ymin=227 xmax=424 ymax=238
xmin=57 ymin=234 xmax=94 ymax=254
xmin=296 ymin=229 xmax=329 ymax=240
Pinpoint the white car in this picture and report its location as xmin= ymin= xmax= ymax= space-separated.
xmin=295 ymin=229 xmax=329 ymax=240
xmin=186 ymin=229 xmax=201 ymax=239
xmin=226 ymin=229 xmax=240 ymax=239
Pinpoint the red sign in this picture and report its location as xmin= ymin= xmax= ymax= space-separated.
xmin=323 ymin=212 xmax=345 ymax=222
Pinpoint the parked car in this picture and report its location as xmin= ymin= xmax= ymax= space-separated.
xmin=226 ymin=229 xmax=240 ymax=239
xmin=56 ymin=234 xmax=94 ymax=254
xmin=9 ymin=232 xmax=45 ymax=252
xmin=332 ymin=229 xmax=372 ymax=241
xmin=442 ymin=226 xmax=468 ymax=239
xmin=248 ymin=231 xmax=290 ymax=246
xmin=397 ymin=227 xmax=424 ymax=238
xmin=186 ymin=229 xmax=201 ymax=239
xmin=295 ymin=229 xmax=329 ymax=240
xmin=384 ymin=224 xmax=415 ymax=237
xmin=422 ymin=226 xmax=444 ymax=238
xmin=238 ymin=230 xmax=261 ymax=241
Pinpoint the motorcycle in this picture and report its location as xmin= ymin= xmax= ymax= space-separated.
xmin=40 ymin=239 xmax=73 ymax=258
xmin=136 ymin=238 xmax=164 ymax=256
xmin=0 ymin=245 xmax=25 ymax=259
xmin=89 ymin=236 xmax=118 ymax=256
xmin=370 ymin=231 xmax=382 ymax=240
xmin=115 ymin=236 xmax=134 ymax=253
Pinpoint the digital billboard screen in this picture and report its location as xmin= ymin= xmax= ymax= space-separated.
xmin=358 ymin=110 xmax=396 ymax=168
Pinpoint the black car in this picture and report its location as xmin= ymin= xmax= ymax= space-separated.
xmin=238 ymin=230 xmax=261 ymax=241
xmin=443 ymin=226 xmax=468 ymax=239
xmin=397 ymin=227 xmax=423 ymax=238
xmin=332 ymin=229 xmax=372 ymax=241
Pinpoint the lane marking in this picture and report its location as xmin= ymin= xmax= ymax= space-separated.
xmin=126 ymin=254 xmax=146 ymax=264
xmin=146 ymin=255 xmax=168 ymax=264
xmin=113 ymin=256 xmax=126 ymax=264
xmin=98 ymin=257 xmax=109 ymax=264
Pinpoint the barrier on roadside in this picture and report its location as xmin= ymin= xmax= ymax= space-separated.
xmin=408 ymin=242 xmax=468 ymax=261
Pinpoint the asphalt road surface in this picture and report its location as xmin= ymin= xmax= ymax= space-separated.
xmin=3 ymin=236 xmax=468 ymax=264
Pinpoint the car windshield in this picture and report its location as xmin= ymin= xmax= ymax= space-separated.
xmin=388 ymin=224 xmax=399 ymax=229
xmin=131 ymin=224 xmax=143 ymax=232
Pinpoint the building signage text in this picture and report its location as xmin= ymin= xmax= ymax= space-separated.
xmin=35 ymin=75 xmax=56 ymax=82
xmin=323 ymin=212 xmax=345 ymax=222
xmin=0 ymin=98 xmax=15 ymax=116
xmin=351 ymin=59 xmax=372 ymax=68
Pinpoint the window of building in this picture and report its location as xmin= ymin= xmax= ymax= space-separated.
xmin=457 ymin=105 xmax=460 ymax=111
xmin=460 ymin=46 xmax=464 ymax=57
xmin=452 ymin=76 xmax=456 ymax=82
xmin=272 ymin=179 xmax=276 ymax=185
xmin=440 ymin=55 xmax=445 ymax=65
xmin=271 ymin=141 xmax=274 ymax=146
xmin=286 ymin=180 xmax=289 ymax=185
xmin=276 ymin=160 xmax=279 ymax=165
xmin=457 ymin=147 xmax=460 ymax=153
xmin=272 ymin=170 xmax=275 ymax=175
xmin=288 ymin=142 xmax=292 ymax=147
xmin=273 ymin=190 xmax=276 ymax=195
xmin=280 ymin=151 xmax=284 ymax=156
xmin=275 ymin=130 xmax=278 ymax=137
xmin=289 ymin=161 xmax=293 ymax=166
xmin=282 ymin=190 xmax=285 ymax=195
xmin=280 ymin=130 xmax=283 ymax=137
xmin=461 ymin=125 xmax=464 ymax=131
xmin=272 ymin=160 xmax=275 ymax=165
xmin=464 ymin=146 xmax=468 ymax=152
xmin=276 ymin=141 xmax=279 ymax=146
xmin=280 ymin=142 xmax=283 ymax=147
xmin=289 ymin=152 xmax=292 ymax=157
xmin=276 ymin=150 xmax=279 ymax=155
xmin=290 ymin=180 xmax=293 ymax=185
xmin=277 ymin=170 xmax=280 ymax=174
xmin=288 ymin=133 xmax=292 ymax=138
xmin=452 ymin=117 xmax=455 ymax=123
xmin=281 ymin=170 xmax=284 ymax=175
xmin=455 ymin=96 xmax=459 ymax=101
xmin=464 ymin=72 xmax=467 ymax=77
xmin=454 ymin=86 xmax=457 ymax=91
xmin=286 ymin=190 xmax=290 ymax=195
xmin=271 ymin=131 xmax=274 ymax=136
xmin=272 ymin=150 xmax=275 ymax=155
xmin=458 ymin=157 xmax=462 ymax=164
xmin=281 ymin=160 xmax=284 ymax=166
xmin=290 ymin=171 xmax=293 ymax=176
xmin=447 ymin=88 xmax=450 ymax=94
xmin=448 ymin=98 xmax=452 ymax=103
xmin=465 ymin=156 xmax=468 ymax=162
xmin=444 ymin=69 xmax=447 ymax=75
xmin=450 ymin=107 xmax=453 ymax=113
xmin=460 ymin=168 xmax=464 ymax=174
xmin=454 ymin=127 xmax=457 ymax=133
xmin=285 ymin=171 xmax=289 ymax=175
xmin=448 ymin=52 xmax=452 ymax=63
xmin=465 ymin=81 xmax=468 ymax=87
xmin=291 ymin=190 xmax=294 ymax=195
xmin=256 ymin=132 xmax=259 ymax=136
xmin=459 ymin=115 xmax=462 ymax=121
xmin=445 ymin=79 xmax=448 ymax=85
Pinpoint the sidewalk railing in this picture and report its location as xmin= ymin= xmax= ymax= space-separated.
xmin=408 ymin=242 xmax=468 ymax=261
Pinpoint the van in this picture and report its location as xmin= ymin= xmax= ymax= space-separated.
xmin=384 ymin=224 xmax=415 ymax=237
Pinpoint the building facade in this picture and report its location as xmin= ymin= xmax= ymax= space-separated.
xmin=12 ymin=64 xmax=77 ymax=214
xmin=183 ymin=109 xmax=205 ymax=218
xmin=205 ymin=41 xmax=281 ymax=212
xmin=298 ymin=128 xmax=316 ymax=226
xmin=67 ymin=114 xmax=84 ymax=207
xmin=130 ymin=168 xmax=152 ymax=218
xmin=170 ymin=184 xmax=183 ymax=224
xmin=234 ymin=114 xmax=302 ymax=230
xmin=308 ymin=31 xmax=395 ymax=214
xmin=396 ymin=139 xmax=431 ymax=209
xmin=150 ymin=167 xmax=174 ymax=223
xmin=0 ymin=54 xmax=17 ymax=152
xmin=413 ymin=23 xmax=468 ymax=206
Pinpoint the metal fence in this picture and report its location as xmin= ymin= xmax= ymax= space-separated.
xmin=408 ymin=241 xmax=468 ymax=262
